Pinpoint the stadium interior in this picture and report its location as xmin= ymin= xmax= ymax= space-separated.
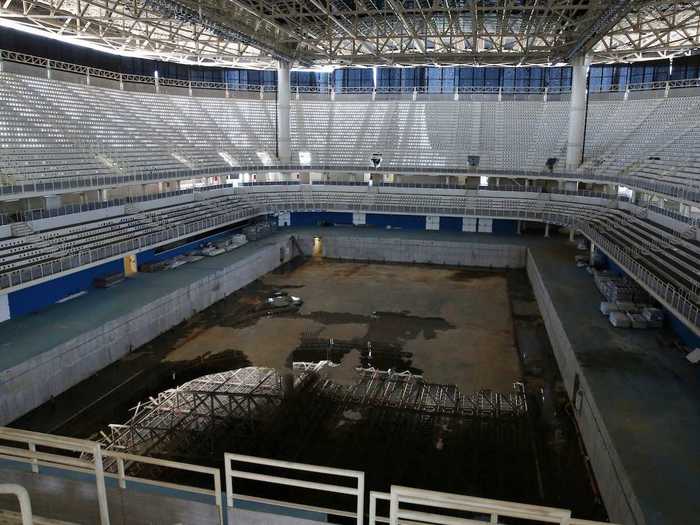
xmin=0 ymin=1 xmax=699 ymax=525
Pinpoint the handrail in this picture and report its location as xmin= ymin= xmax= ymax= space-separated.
xmin=224 ymin=452 xmax=364 ymax=525
xmin=1 ymin=189 xmax=697 ymax=334
xmin=0 ymin=426 xmax=225 ymax=525
xmin=384 ymin=485 xmax=619 ymax=525
xmin=0 ymin=427 xmax=110 ymax=525
xmin=2 ymin=163 xmax=697 ymax=206
xmin=102 ymin=450 xmax=223 ymax=525
xmin=3 ymin=48 xmax=700 ymax=98
xmin=0 ymin=484 xmax=33 ymax=525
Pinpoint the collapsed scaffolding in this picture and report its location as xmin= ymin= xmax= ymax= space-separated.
xmin=93 ymin=363 xmax=538 ymax=498
xmin=98 ymin=367 xmax=286 ymax=459
xmin=97 ymin=363 xmax=527 ymax=460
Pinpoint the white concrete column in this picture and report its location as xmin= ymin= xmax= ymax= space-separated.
xmin=569 ymin=228 xmax=575 ymax=242
xmin=544 ymin=223 xmax=550 ymax=238
xmin=566 ymin=54 xmax=591 ymax=169
xmin=516 ymin=220 xmax=522 ymax=235
xmin=277 ymin=61 xmax=291 ymax=163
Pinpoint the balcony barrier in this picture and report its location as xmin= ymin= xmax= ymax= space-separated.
xmin=0 ymin=426 xmax=615 ymax=525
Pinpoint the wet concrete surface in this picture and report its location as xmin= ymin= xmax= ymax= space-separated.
xmin=12 ymin=256 xmax=606 ymax=520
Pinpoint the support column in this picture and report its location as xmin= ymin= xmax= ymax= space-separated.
xmin=277 ymin=61 xmax=291 ymax=163
xmin=569 ymin=228 xmax=575 ymax=242
xmin=566 ymin=54 xmax=590 ymax=169
xmin=44 ymin=195 xmax=61 ymax=209
xmin=544 ymin=223 xmax=550 ymax=238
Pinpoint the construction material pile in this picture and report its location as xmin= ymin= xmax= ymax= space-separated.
xmin=594 ymin=270 xmax=650 ymax=303
xmin=593 ymin=270 xmax=663 ymax=329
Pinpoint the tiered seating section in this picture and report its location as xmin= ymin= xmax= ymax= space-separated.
xmin=584 ymin=96 xmax=700 ymax=190
xmin=1 ymin=186 xmax=697 ymax=330
xmin=0 ymin=195 xmax=254 ymax=289
xmin=291 ymin=99 xmax=570 ymax=171
xmin=0 ymin=72 xmax=276 ymax=183
xmin=1 ymin=70 xmax=699 ymax=198
xmin=0 ymin=70 xmax=698 ymax=328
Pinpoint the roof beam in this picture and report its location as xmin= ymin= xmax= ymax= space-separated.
xmin=565 ymin=0 xmax=646 ymax=60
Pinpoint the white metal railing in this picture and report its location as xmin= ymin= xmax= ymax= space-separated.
xmin=4 ymin=48 xmax=700 ymax=100
xmin=1 ymin=187 xmax=697 ymax=334
xmin=0 ymin=484 xmax=33 ymax=525
xmin=102 ymin=450 xmax=223 ymax=525
xmin=370 ymin=486 xmax=618 ymax=525
xmin=0 ymin=426 xmax=224 ymax=525
xmin=0 ymin=203 xmax=260 ymax=290
xmin=0 ymin=427 xmax=110 ymax=524
xmin=0 ymin=49 xmax=269 ymax=93
xmin=224 ymin=452 xmax=365 ymax=525
xmin=2 ymin=163 xmax=697 ymax=206
xmin=0 ymin=426 xmax=621 ymax=525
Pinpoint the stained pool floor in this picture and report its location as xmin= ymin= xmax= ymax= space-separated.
xmin=13 ymin=256 xmax=606 ymax=520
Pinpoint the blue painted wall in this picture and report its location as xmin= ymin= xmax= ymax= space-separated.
xmin=439 ymin=216 xmax=463 ymax=232
xmin=9 ymin=226 xmax=245 ymax=318
xmin=366 ymin=213 xmax=426 ymax=230
xmin=492 ymin=219 xmax=518 ymax=235
xmin=289 ymin=212 xmax=353 ymax=227
xmin=669 ymin=315 xmax=700 ymax=349
xmin=8 ymin=259 xmax=123 ymax=317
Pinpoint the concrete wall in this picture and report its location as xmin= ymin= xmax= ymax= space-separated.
xmin=301 ymin=234 xmax=526 ymax=268
xmin=0 ymin=236 xmax=294 ymax=425
xmin=526 ymin=252 xmax=643 ymax=525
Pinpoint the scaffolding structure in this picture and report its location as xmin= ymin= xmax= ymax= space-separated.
xmin=96 ymin=364 xmax=528 ymax=469
xmin=308 ymin=367 xmax=527 ymax=418
xmin=99 ymin=367 xmax=285 ymax=460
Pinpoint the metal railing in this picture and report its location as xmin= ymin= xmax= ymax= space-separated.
xmin=0 ymin=484 xmax=33 ymax=525
xmin=4 ymin=48 xmax=700 ymax=100
xmin=1 ymin=187 xmax=697 ymax=332
xmin=104 ymin=450 xmax=223 ymax=525
xmin=579 ymin=221 xmax=700 ymax=327
xmin=224 ymin=453 xmax=364 ymax=525
xmin=0 ymin=49 xmax=270 ymax=93
xmin=0 ymin=427 xmax=110 ymax=524
xmin=14 ymin=183 xmax=233 ymax=223
xmin=370 ymin=486 xmax=619 ymax=525
xmin=0 ymin=425 xmax=616 ymax=525
xmin=0 ymin=203 xmax=259 ymax=290
xmin=0 ymin=426 xmax=224 ymax=525
xmin=1 ymin=162 xmax=697 ymax=206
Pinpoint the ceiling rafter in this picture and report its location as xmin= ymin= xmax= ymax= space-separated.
xmin=0 ymin=0 xmax=698 ymax=68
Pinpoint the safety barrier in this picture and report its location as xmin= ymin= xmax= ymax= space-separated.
xmin=1 ymin=163 xmax=697 ymax=205
xmin=0 ymin=427 xmax=224 ymax=525
xmin=371 ymin=486 xmax=618 ymax=525
xmin=0 ymin=484 xmax=33 ymax=525
xmin=224 ymin=452 xmax=365 ymax=525
xmin=0 ymin=203 xmax=260 ymax=290
xmin=3 ymin=47 xmax=700 ymax=99
xmin=0 ymin=427 xmax=110 ymax=524
xmin=0 ymin=426 xmax=623 ymax=525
